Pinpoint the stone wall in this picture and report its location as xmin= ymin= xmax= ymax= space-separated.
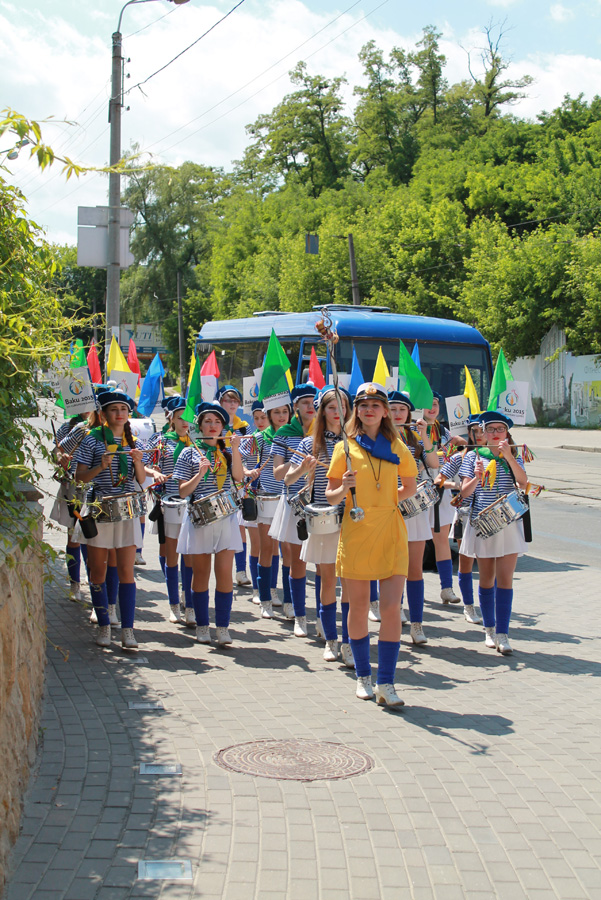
xmin=0 ymin=500 xmax=46 ymax=896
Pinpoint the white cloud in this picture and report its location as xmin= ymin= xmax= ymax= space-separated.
xmin=550 ymin=3 xmax=574 ymax=23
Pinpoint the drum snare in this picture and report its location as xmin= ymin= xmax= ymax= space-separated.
xmin=161 ymin=497 xmax=187 ymax=526
xmin=257 ymin=492 xmax=281 ymax=518
xmin=473 ymin=491 xmax=528 ymax=539
xmin=304 ymin=503 xmax=343 ymax=536
xmin=96 ymin=492 xmax=147 ymax=523
xmin=398 ymin=479 xmax=439 ymax=519
xmin=287 ymin=486 xmax=312 ymax=517
xmin=188 ymin=489 xmax=238 ymax=528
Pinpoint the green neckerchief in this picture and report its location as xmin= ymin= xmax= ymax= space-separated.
xmin=163 ymin=430 xmax=191 ymax=463
xmin=194 ymin=439 xmax=228 ymax=488
xmin=89 ymin=425 xmax=129 ymax=479
xmin=275 ymin=415 xmax=304 ymax=439
xmin=261 ymin=425 xmax=277 ymax=446
xmin=476 ymin=446 xmax=510 ymax=474
xmin=161 ymin=422 xmax=170 ymax=434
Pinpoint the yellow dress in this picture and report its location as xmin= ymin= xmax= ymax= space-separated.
xmin=327 ymin=437 xmax=418 ymax=580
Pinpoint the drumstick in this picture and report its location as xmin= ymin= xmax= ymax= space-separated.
xmin=290 ymin=449 xmax=330 ymax=471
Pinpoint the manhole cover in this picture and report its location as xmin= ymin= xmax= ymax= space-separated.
xmin=214 ymin=739 xmax=374 ymax=782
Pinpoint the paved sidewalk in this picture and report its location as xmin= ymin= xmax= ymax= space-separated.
xmin=5 ymin=481 xmax=601 ymax=899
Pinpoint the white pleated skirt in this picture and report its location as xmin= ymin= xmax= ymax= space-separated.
xmin=429 ymin=488 xmax=455 ymax=530
xmin=268 ymin=495 xmax=302 ymax=545
xmin=404 ymin=508 xmax=432 ymax=542
xmin=460 ymin=519 xmax=527 ymax=559
xmin=300 ymin=530 xmax=340 ymax=564
xmin=149 ymin=518 xmax=183 ymax=540
xmin=72 ymin=517 xmax=143 ymax=550
xmin=177 ymin=511 xmax=243 ymax=556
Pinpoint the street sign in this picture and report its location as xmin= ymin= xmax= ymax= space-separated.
xmin=77 ymin=205 xmax=135 ymax=268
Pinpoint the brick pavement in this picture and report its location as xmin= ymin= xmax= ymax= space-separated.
xmin=4 ymin=475 xmax=601 ymax=900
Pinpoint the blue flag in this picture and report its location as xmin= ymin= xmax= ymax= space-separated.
xmin=411 ymin=341 xmax=421 ymax=371
xmin=137 ymin=353 xmax=165 ymax=416
xmin=349 ymin=347 xmax=364 ymax=398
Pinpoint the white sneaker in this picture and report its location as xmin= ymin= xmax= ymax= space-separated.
xmin=464 ymin=604 xmax=483 ymax=625
xmin=315 ymin=619 xmax=325 ymax=642
xmin=496 ymin=633 xmax=513 ymax=655
xmin=261 ymin=601 xmax=273 ymax=619
xmin=401 ymin=606 xmax=408 ymax=625
xmin=484 ymin=626 xmax=497 ymax=649
xmin=95 ymin=625 xmax=111 ymax=647
xmin=356 ymin=675 xmax=374 ymax=700
xmin=340 ymin=642 xmax=355 ymax=668
xmin=69 ymin=582 xmax=81 ymax=603
xmin=323 ymin=640 xmax=338 ymax=662
xmin=375 ymin=683 xmax=405 ymax=708
xmin=184 ymin=607 xmax=196 ymax=627
xmin=271 ymin=588 xmax=282 ymax=607
xmin=441 ymin=587 xmax=461 ymax=604
xmin=196 ymin=625 xmax=211 ymax=644
xmin=410 ymin=623 xmax=428 ymax=645
xmin=108 ymin=604 xmax=119 ymax=626
xmin=134 ymin=552 xmax=146 ymax=567
xmin=169 ymin=605 xmax=182 ymax=624
xmin=294 ymin=616 xmax=308 ymax=637
xmin=90 ymin=606 xmax=98 ymax=624
xmin=215 ymin=627 xmax=233 ymax=645
xmin=235 ymin=571 xmax=251 ymax=586
xmin=368 ymin=601 xmax=381 ymax=622
xmin=282 ymin=602 xmax=294 ymax=619
xmin=251 ymin=591 xmax=261 ymax=605
xmin=121 ymin=628 xmax=138 ymax=650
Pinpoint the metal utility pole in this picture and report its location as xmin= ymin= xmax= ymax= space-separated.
xmin=347 ymin=233 xmax=361 ymax=306
xmin=177 ymin=271 xmax=186 ymax=395
xmin=106 ymin=28 xmax=123 ymax=376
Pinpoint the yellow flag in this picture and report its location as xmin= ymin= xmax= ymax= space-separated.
xmin=285 ymin=368 xmax=293 ymax=390
xmin=373 ymin=346 xmax=389 ymax=385
xmin=107 ymin=336 xmax=131 ymax=376
xmin=187 ymin=353 xmax=196 ymax=387
xmin=464 ymin=365 xmax=481 ymax=414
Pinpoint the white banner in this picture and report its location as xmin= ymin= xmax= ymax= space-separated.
xmin=58 ymin=366 xmax=96 ymax=416
xmin=262 ymin=390 xmax=291 ymax=411
xmin=411 ymin=409 xmax=424 ymax=423
xmin=497 ymin=380 xmax=529 ymax=425
xmin=384 ymin=375 xmax=397 ymax=394
xmin=110 ymin=370 xmax=139 ymax=400
xmin=445 ymin=394 xmax=471 ymax=436
xmin=253 ymin=366 xmax=264 ymax=391
xmin=243 ymin=374 xmax=261 ymax=413
xmin=327 ymin=373 xmax=351 ymax=390
xmin=201 ymin=375 xmax=218 ymax=402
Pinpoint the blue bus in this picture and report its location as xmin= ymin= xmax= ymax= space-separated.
xmin=196 ymin=305 xmax=492 ymax=407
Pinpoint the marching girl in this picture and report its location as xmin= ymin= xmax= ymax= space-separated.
xmin=326 ymin=383 xmax=418 ymax=708
xmin=269 ymin=384 xmax=317 ymax=637
xmin=174 ymin=401 xmax=244 ymax=646
xmin=287 ymin=386 xmax=351 ymax=664
xmin=73 ymin=390 xmax=147 ymax=650
xmin=142 ymin=396 xmax=195 ymax=626
xmin=438 ymin=415 xmax=488 ymax=625
xmin=388 ymin=391 xmax=439 ymax=644
xmin=424 ymin=391 xmax=466 ymax=604
xmin=217 ymin=384 xmax=252 ymax=587
xmin=241 ymin=401 xmax=291 ymax=619
xmin=458 ymin=411 xmax=528 ymax=655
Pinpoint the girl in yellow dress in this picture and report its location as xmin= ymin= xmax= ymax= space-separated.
xmin=326 ymin=383 xmax=418 ymax=708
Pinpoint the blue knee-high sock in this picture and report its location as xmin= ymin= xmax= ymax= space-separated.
xmin=315 ymin=574 xmax=322 ymax=618
xmin=235 ymin=543 xmax=246 ymax=573
xmin=377 ymin=640 xmax=400 ymax=686
xmin=180 ymin=556 xmax=186 ymax=587
xmin=437 ymin=558 xmax=453 ymax=590
xmin=249 ymin=555 xmax=259 ymax=590
xmin=370 ymin=580 xmax=378 ymax=604
xmin=159 ymin=555 xmax=166 ymax=576
xmin=118 ymin=582 xmax=136 ymax=628
xmin=350 ymin=634 xmax=371 ymax=678
xmin=406 ymin=579 xmax=424 ymax=624
xmin=341 ymin=602 xmax=349 ymax=644
xmin=215 ymin=590 xmax=233 ymax=628
xmin=257 ymin=565 xmax=271 ymax=604
xmin=458 ymin=571 xmax=474 ymax=605
xmin=271 ymin=554 xmax=279 ymax=588
xmin=479 ymin=586 xmax=496 ymax=628
xmin=282 ymin=566 xmax=291 ymax=605
xmin=90 ymin=582 xmax=109 ymax=627
xmin=192 ymin=590 xmax=209 ymax=627
xmin=290 ymin=576 xmax=306 ymax=617
xmin=495 ymin=587 xmax=513 ymax=634
xmin=183 ymin=565 xmax=193 ymax=608
xmin=166 ymin=565 xmax=180 ymax=606
xmin=106 ymin=566 xmax=119 ymax=606
xmin=66 ymin=544 xmax=81 ymax=584
xmin=140 ymin=521 xmax=145 ymax=540
xmin=320 ymin=602 xmax=337 ymax=641
xmin=80 ymin=544 xmax=88 ymax=565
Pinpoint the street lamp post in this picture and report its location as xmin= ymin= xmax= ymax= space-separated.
xmin=105 ymin=0 xmax=190 ymax=376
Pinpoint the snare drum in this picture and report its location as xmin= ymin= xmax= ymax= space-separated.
xmin=287 ymin=486 xmax=312 ymax=517
xmin=188 ymin=490 xmax=238 ymax=528
xmin=473 ymin=491 xmax=528 ymax=539
xmin=257 ymin=493 xmax=280 ymax=519
xmin=398 ymin=480 xmax=439 ymax=519
xmin=304 ymin=503 xmax=343 ymax=536
xmin=161 ymin=497 xmax=187 ymax=526
xmin=96 ymin=492 xmax=147 ymax=523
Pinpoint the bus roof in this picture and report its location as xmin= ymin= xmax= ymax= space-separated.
xmin=197 ymin=305 xmax=488 ymax=347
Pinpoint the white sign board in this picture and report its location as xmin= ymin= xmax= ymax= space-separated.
xmin=384 ymin=375 xmax=397 ymax=394
xmin=128 ymin=418 xmax=156 ymax=445
xmin=110 ymin=370 xmax=139 ymax=400
xmin=445 ymin=394 xmax=471 ymax=436
xmin=262 ymin=390 xmax=291 ymax=411
xmin=243 ymin=375 xmax=261 ymax=413
xmin=327 ymin=373 xmax=350 ymax=390
xmin=201 ymin=375 xmax=218 ymax=402
xmin=57 ymin=366 xmax=96 ymax=416
xmin=497 ymin=381 xmax=529 ymax=425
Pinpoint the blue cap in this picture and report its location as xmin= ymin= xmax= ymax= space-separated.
xmin=290 ymin=383 xmax=317 ymax=404
xmin=479 ymin=410 xmax=514 ymax=430
xmin=165 ymin=396 xmax=186 ymax=415
xmin=96 ymin=389 xmax=134 ymax=411
xmin=217 ymin=384 xmax=242 ymax=404
xmin=388 ymin=390 xmax=414 ymax=412
xmin=251 ymin=400 xmax=264 ymax=412
xmin=318 ymin=385 xmax=351 ymax=408
xmin=467 ymin=413 xmax=482 ymax=425
xmin=195 ymin=401 xmax=229 ymax=427
xmin=431 ymin=390 xmax=444 ymax=404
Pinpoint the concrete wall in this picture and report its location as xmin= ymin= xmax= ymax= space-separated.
xmin=0 ymin=501 xmax=46 ymax=896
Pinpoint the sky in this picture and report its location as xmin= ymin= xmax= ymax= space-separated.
xmin=3 ymin=0 xmax=601 ymax=246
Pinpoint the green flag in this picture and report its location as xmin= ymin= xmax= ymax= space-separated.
xmin=259 ymin=330 xmax=292 ymax=401
xmin=487 ymin=348 xmax=513 ymax=410
xmin=70 ymin=339 xmax=87 ymax=369
xmin=398 ymin=340 xmax=434 ymax=409
xmin=182 ymin=352 xmax=202 ymax=423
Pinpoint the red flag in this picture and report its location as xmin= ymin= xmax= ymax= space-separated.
xmin=200 ymin=349 xmax=220 ymax=378
xmin=87 ymin=341 xmax=102 ymax=384
xmin=308 ymin=346 xmax=325 ymax=389
xmin=127 ymin=338 xmax=141 ymax=386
